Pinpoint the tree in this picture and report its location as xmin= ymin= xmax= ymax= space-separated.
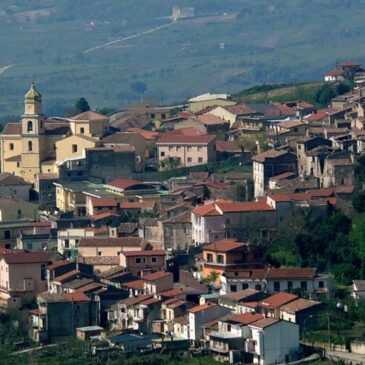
xmin=352 ymin=191 xmax=365 ymax=212
xmin=130 ymin=81 xmax=147 ymax=96
xmin=75 ymin=97 xmax=90 ymax=113
xmin=159 ymin=157 xmax=181 ymax=171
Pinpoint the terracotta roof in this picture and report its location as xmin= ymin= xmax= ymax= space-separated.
xmin=226 ymin=313 xmax=263 ymax=325
xmin=269 ymin=172 xmax=296 ymax=182
xmin=167 ymin=128 xmax=205 ymax=136
xmin=280 ymin=298 xmax=321 ymax=313
xmin=220 ymin=288 xmax=260 ymax=302
xmin=191 ymin=204 xmax=220 ymax=216
xmin=159 ymin=288 xmax=184 ymax=297
xmin=107 ymin=179 xmax=145 ymax=190
xmin=162 ymin=298 xmax=180 ymax=306
xmin=266 ymin=268 xmax=317 ymax=279
xmin=33 ymin=221 xmax=52 ymax=227
xmin=92 ymin=212 xmax=121 ymax=221
xmin=1 ymin=123 xmax=21 ymax=135
xmin=216 ymin=140 xmax=241 ymax=153
xmin=71 ymin=111 xmax=108 ymax=122
xmin=325 ymin=69 xmax=346 ymax=77
xmin=198 ymin=114 xmax=229 ymax=125
xmin=47 ymin=260 xmax=70 ymax=270
xmin=249 ymin=317 xmax=279 ymax=329
xmin=122 ymin=250 xmax=166 ymax=257
xmin=45 ymin=122 xmax=70 ymax=135
xmin=259 ymin=292 xmax=298 ymax=309
xmin=157 ymin=133 xmax=215 ymax=145
xmin=187 ymin=172 xmax=210 ymax=179
xmin=123 ymin=280 xmax=144 ymax=290
xmin=63 ymin=292 xmax=91 ymax=302
xmin=204 ymin=239 xmax=248 ymax=253
xmin=225 ymin=104 xmax=256 ymax=115
xmin=54 ymin=269 xmax=81 ymax=283
xmin=189 ymin=302 xmax=216 ymax=313
xmin=1 ymin=252 xmax=49 ymax=264
xmin=174 ymin=315 xmax=189 ymax=325
xmin=123 ymin=294 xmax=152 ymax=305
xmin=277 ymin=120 xmax=304 ymax=129
xmin=139 ymin=297 xmax=161 ymax=306
xmin=0 ymin=173 xmax=29 ymax=186
xmin=252 ymin=149 xmax=293 ymax=163
xmin=163 ymin=210 xmax=192 ymax=224
xmin=142 ymin=271 xmax=171 ymax=281
xmin=120 ymin=201 xmax=155 ymax=209
xmin=4 ymin=154 xmax=21 ymax=162
xmin=78 ymin=237 xmax=144 ymax=247
xmin=91 ymin=197 xmax=118 ymax=207
xmin=126 ymin=127 xmax=160 ymax=140
xmin=339 ymin=61 xmax=360 ymax=67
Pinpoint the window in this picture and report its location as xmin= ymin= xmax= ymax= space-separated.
xmin=273 ymin=281 xmax=280 ymax=292
xmin=318 ymin=281 xmax=324 ymax=289
xmin=162 ymin=113 xmax=166 ymax=119
xmin=207 ymin=253 xmax=213 ymax=263
xmin=225 ymin=218 xmax=230 ymax=225
xmin=4 ymin=230 xmax=10 ymax=240
xmin=187 ymin=157 xmax=192 ymax=163
xmin=227 ymin=324 xmax=231 ymax=332
xmin=64 ymin=239 xmax=69 ymax=248
xmin=288 ymin=281 xmax=293 ymax=291
xmin=198 ymin=157 xmax=203 ymax=163
xmin=17 ymin=209 xmax=21 ymax=218
xmin=28 ymin=141 xmax=32 ymax=152
xmin=160 ymin=151 xmax=165 ymax=157
xmin=80 ymin=127 xmax=85 ymax=134
xmin=27 ymin=121 xmax=33 ymax=132
xmin=230 ymin=285 xmax=237 ymax=292
xmin=98 ymin=251 xmax=102 ymax=256
xmin=16 ymin=162 xmax=20 ymax=168
xmin=9 ymin=143 xmax=14 ymax=150
xmin=242 ymin=283 xmax=249 ymax=289
xmin=136 ymin=258 xmax=142 ymax=264
xmin=72 ymin=144 xmax=78 ymax=153
xmin=40 ymin=264 xmax=46 ymax=281
xmin=301 ymin=281 xmax=308 ymax=291
xmin=151 ymin=113 xmax=155 ymax=118
xmin=217 ymin=254 xmax=224 ymax=264
xmin=151 ymin=257 xmax=157 ymax=263
xmin=255 ymin=284 xmax=262 ymax=290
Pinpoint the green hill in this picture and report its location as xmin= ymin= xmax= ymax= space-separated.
xmin=1 ymin=0 xmax=365 ymax=120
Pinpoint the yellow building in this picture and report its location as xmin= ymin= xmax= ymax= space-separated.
xmin=0 ymin=84 xmax=110 ymax=185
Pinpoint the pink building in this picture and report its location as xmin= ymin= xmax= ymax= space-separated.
xmin=0 ymin=251 xmax=49 ymax=308
xmin=156 ymin=129 xmax=216 ymax=170
xmin=191 ymin=199 xmax=276 ymax=245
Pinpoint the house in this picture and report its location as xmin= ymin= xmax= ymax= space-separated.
xmin=156 ymin=130 xmax=216 ymax=170
xmin=220 ymin=267 xmax=331 ymax=296
xmin=252 ymin=149 xmax=297 ymax=198
xmin=279 ymin=298 xmax=324 ymax=327
xmin=0 ymin=251 xmax=49 ymax=308
xmin=0 ymin=173 xmax=32 ymax=200
xmin=209 ymin=313 xmax=263 ymax=363
xmin=107 ymin=333 xmax=158 ymax=352
xmin=188 ymin=302 xmax=231 ymax=345
xmin=324 ymin=69 xmax=346 ymax=82
xmin=191 ymin=200 xmax=276 ymax=245
xmin=143 ymin=271 xmax=174 ymax=294
xmin=219 ymin=289 xmax=268 ymax=313
xmin=246 ymin=318 xmax=299 ymax=365
xmin=351 ymin=280 xmax=365 ymax=302
xmin=257 ymin=292 xmax=298 ymax=319
xmin=30 ymin=292 xmax=99 ymax=343
xmin=119 ymin=250 xmax=166 ymax=277
xmin=76 ymin=325 xmax=104 ymax=341
xmin=105 ymin=179 xmax=159 ymax=197
xmin=0 ymin=197 xmax=38 ymax=221
xmin=322 ymin=151 xmax=353 ymax=187
xmin=200 ymin=239 xmax=265 ymax=284
xmin=188 ymin=93 xmax=236 ymax=113
xmin=77 ymin=236 xmax=146 ymax=272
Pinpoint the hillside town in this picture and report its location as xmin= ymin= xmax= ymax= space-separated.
xmin=1 ymin=61 xmax=365 ymax=364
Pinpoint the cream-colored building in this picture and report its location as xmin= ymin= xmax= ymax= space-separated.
xmin=0 ymin=84 xmax=110 ymax=185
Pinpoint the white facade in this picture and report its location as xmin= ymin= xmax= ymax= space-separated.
xmin=248 ymin=321 xmax=299 ymax=365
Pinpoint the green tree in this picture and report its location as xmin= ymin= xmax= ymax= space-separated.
xmin=349 ymin=213 xmax=365 ymax=279
xmin=75 ymin=97 xmax=90 ymax=113
xmin=159 ymin=157 xmax=181 ymax=171
xmin=352 ymin=191 xmax=365 ymax=212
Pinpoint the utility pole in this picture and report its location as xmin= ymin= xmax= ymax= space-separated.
xmin=327 ymin=313 xmax=331 ymax=351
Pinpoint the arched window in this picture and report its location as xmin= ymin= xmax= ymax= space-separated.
xmin=28 ymin=141 xmax=32 ymax=152
xmin=27 ymin=121 xmax=33 ymax=132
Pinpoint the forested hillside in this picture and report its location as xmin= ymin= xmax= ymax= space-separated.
xmin=1 ymin=0 xmax=365 ymax=119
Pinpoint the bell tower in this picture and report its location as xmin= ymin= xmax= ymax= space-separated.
xmin=21 ymin=83 xmax=45 ymax=183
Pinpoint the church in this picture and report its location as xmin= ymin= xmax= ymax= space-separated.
xmin=0 ymin=84 xmax=110 ymax=185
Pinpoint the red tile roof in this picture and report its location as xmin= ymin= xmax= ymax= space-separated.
xmin=252 ymin=149 xmax=292 ymax=163
xmin=280 ymin=298 xmax=321 ymax=313
xmin=1 ymin=123 xmax=21 ymax=135
xmin=33 ymin=221 xmax=52 ymax=227
xmin=142 ymin=271 xmax=171 ymax=281
xmin=266 ymin=268 xmax=317 ymax=279
xmin=123 ymin=280 xmax=144 ymax=290
xmin=339 ymin=61 xmax=360 ymax=67
xmin=126 ymin=127 xmax=161 ymax=140
xmin=216 ymin=140 xmax=241 ymax=153
xmin=1 ymin=252 xmax=49 ymax=264
xmin=92 ymin=212 xmax=121 ymax=221
xmin=106 ymin=179 xmax=146 ymax=190
xmin=198 ymin=114 xmax=229 ymax=125
xmin=91 ymin=197 xmax=118 ymax=207
xmin=204 ymin=239 xmax=248 ymax=253
xmin=71 ymin=111 xmax=108 ymax=122
xmin=124 ymin=294 xmax=152 ymax=305
xmin=189 ymin=302 xmax=216 ymax=313
xmin=47 ymin=260 xmax=71 ymax=270
xmin=63 ymin=292 xmax=91 ymax=302
xmin=78 ymin=237 xmax=144 ymax=247
xmin=122 ymin=250 xmax=166 ymax=257
xmin=259 ymin=292 xmax=298 ymax=309
xmin=249 ymin=317 xmax=279 ymax=329
xmin=226 ymin=313 xmax=263 ymax=325
xmin=139 ymin=297 xmax=161 ymax=306
xmin=325 ymin=69 xmax=346 ymax=77
xmin=54 ymin=269 xmax=80 ymax=283
xmin=120 ymin=201 xmax=155 ymax=209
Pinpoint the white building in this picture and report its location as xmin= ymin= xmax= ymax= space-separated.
xmin=247 ymin=318 xmax=299 ymax=365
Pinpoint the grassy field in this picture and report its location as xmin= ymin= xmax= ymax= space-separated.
xmin=1 ymin=1 xmax=365 ymax=120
